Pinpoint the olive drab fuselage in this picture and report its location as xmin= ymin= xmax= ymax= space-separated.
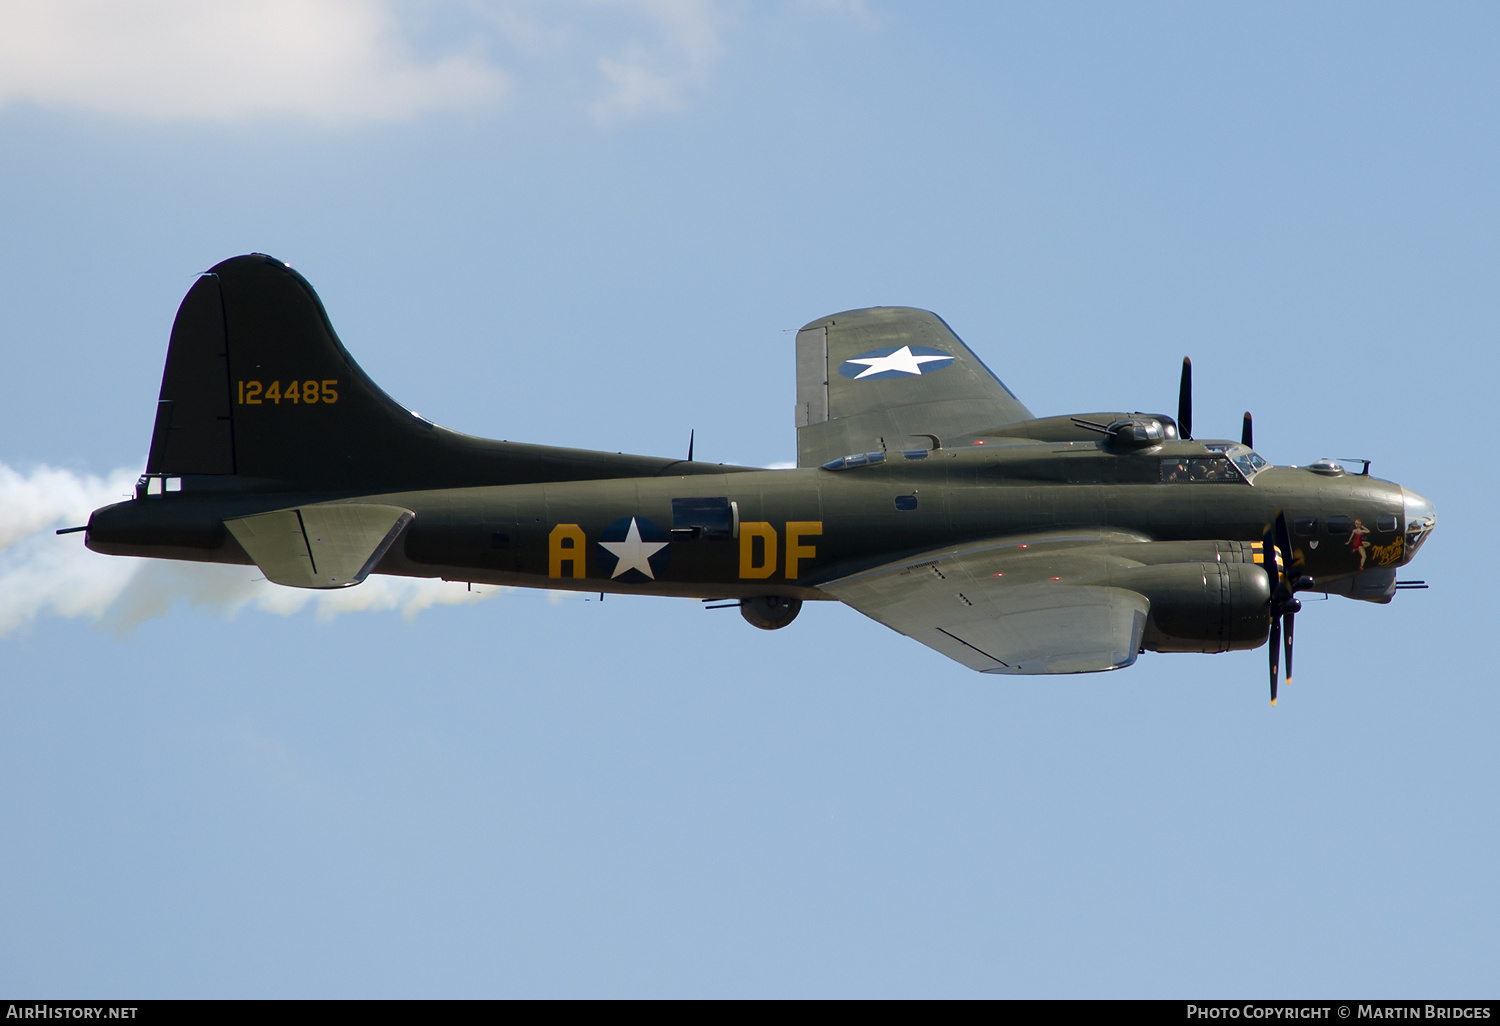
xmin=92 ymin=439 xmax=1419 ymax=602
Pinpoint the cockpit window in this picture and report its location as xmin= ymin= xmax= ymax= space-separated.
xmin=1161 ymin=457 xmax=1241 ymax=483
xmin=1231 ymin=450 xmax=1269 ymax=479
xmin=1164 ymin=446 xmax=1266 ymax=482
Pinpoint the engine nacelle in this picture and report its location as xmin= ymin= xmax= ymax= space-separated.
xmin=741 ymin=595 xmax=802 ymax=630
xmin=1108 ymin=561 xmax=1270 ymax=654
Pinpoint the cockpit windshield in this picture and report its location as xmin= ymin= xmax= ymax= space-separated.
xmin=1160 ymin=446 xmax=1268 ymax=484
xmin=1231 ymin=449 xmax=1269 ymax=480
xmin=1205 ymin=444 xmax=1269 ymax=479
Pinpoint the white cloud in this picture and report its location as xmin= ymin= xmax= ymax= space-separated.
xmin=798 ymin=0 xmax=871 ymax=20
xmin=0 ymin=461 xmax=501 ymax=638
xmin=0 ymin=461 xmax=130 ymax=550
xmin=0 ymin=0 xmax=508 ymax=124
xmin=0 ymin=0 xmax=824 ymax=126
xmin=588 ymin=0 xmax=725 ymax=122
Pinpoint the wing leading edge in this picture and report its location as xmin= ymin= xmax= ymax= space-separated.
xmin=820 ymin=535 xmax=1151 ymax=674
xmin=794 ymin=307 xmax=1033 ymax=468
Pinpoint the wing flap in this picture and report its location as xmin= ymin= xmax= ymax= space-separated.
xmin=934 ymin=586 xmax=1147 ymax=674
xmin=822 ymin=537 xmax=1149 ymax=675
xmin=225 ymin=502 xmax=414 ymax=589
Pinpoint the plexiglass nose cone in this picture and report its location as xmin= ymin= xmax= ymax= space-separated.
xmin=1402 ymin=488 xmax=1436 ymax=561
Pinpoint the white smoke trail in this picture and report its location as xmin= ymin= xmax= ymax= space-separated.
xmin=0 ymin=461 xmax=503 ymax=638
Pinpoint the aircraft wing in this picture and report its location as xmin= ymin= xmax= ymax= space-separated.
xmin=794 ymin=307 xmax=1034 ymax=468
xmin=819 ymin=536 xmax=1149 ymax=674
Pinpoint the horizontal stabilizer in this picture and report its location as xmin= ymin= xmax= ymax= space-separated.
xmin=224 ymin=503 xmax=414 ymax=589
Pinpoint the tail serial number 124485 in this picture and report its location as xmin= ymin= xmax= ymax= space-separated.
xmin=237 ymin=380 xmax=339 ymax=405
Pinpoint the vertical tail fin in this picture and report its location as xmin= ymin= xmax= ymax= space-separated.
xmin=146 ymin=272 xmax=234 ymax=475
xmin=143 ymin=254 xmax=714 ymax=493
xmin=147 ymin=254 xmax=444 ymax=490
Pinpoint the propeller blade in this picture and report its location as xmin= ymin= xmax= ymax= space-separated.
xmin=1269 ymin=615 xmax=1281 ymax=705
xmin=1263 ymin=510 xmax=1310 ymax=698
xmin=1241 ymin=411 xmax=1253 ymax=448
xmin=1284 ymin=611 xmax=1295 ymax=686
xmin=1262 ymin=517 xmax=1283 ymax=705
xmin=1274 ymin=508 xmax=1295 ymax=575
xmin=1178 ymin=357 xmax=1193 ymax=440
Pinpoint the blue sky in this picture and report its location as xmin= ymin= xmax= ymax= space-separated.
xmin=0 ymin=1 xmax=1494 ymax=997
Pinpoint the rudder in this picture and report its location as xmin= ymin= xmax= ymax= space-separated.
xmin=141 ymin=253 xmax=744 ymax=496
xmin=147 ymin=254 xmax=440 ymax=491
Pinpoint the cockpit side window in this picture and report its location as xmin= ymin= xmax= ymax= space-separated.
xmin=1160 ymin=457 xmax=1241 ymax=483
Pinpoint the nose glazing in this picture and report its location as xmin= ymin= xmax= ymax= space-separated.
xmin=1402 ymin=488 xmax=1436 ymax=562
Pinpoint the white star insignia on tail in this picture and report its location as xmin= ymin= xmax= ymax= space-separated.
xmin=843 ymin=345 xmax=952 ymax=379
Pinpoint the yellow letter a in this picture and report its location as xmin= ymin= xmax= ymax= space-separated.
xmin=549 ymin=524 xmax=587 ymax=578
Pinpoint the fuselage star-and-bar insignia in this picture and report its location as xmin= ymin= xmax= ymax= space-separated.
xmin=599 ymin=517 xmax=670 ymax=580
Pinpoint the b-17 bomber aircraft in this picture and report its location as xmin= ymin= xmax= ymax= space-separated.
xmin=74 ymin=255 xmax=1437 ymax=703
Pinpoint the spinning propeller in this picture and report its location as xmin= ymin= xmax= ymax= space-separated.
xmin=1263 ymin=510 xmax=1315 ymax=705
xmin=1177 ymin=359 xmax=1312 ymax=705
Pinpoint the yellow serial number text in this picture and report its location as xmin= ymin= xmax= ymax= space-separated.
xmin=238 ymin=380 xmax=339 ymax=405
